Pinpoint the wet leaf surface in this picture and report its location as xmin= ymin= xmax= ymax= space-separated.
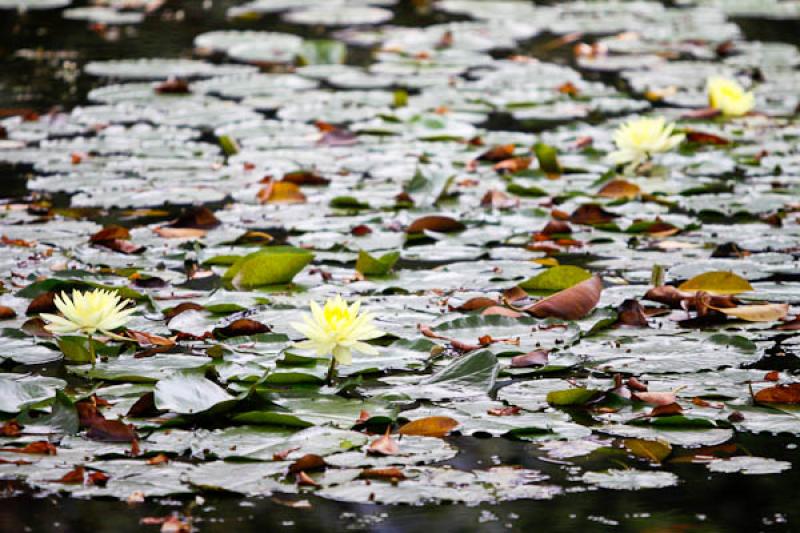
xmin=0 ymin=0 xmax=800 ymax=529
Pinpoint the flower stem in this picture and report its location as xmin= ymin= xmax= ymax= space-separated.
xmin=325 ymin=357 xmax=338 ymax=386
xmin=88 ymin=334 xmax=96 ymax=366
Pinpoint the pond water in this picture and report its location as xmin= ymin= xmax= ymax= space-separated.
xmin=0 ymin=0 xmax=799 ymax=531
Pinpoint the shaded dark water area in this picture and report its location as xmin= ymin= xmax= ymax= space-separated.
xmin=2 ymin=433 xmax=798 ymax=532
xmin=1 ymin=1 xmax=800 ymax=532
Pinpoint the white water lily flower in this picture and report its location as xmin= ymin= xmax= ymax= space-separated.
xmin=41 ymin=289 xmax=135 ymax=337
xmin=707 ymin=76 xmax=755 ymax=117
xmin=291 ymin=296 xmax=384 ymax=365
xmin=608 ymin=117 xmax=685 ymax=169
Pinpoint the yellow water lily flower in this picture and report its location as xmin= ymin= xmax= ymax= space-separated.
xmin=41 ymin=289 xmax=135 ymax=337
xmin=291 ymin=296 xmax=383 ymax=367
xmin=707 ymin=76 xmax=755 ymax=117
xmin=608 ymin=116 xmax=685 ymax=169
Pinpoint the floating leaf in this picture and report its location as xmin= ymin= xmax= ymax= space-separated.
xmin=406 ymin=215 xmax=465 ymax=234
xmin=298 ymin=39 xmax=347 ymax=65
xmin=404 ymin=166 xmax=454 ymax=208
xmin=257 ymin=181 xmax=306 ymax=204
xmin=597 ymin=179 xmax=641 ymax=199
xmin=355 ymin=250 xmax=400 ymax=276
xmin=367 ymin=429 xmax=400 ymax=455
xmin=754 ymin=383 xmax=800 ymax=405
xmin=624 ymin=438 xmax=672 ymax=463
xmin=524 ymin=275 xmax=603 ymax=320
xmin=678 ymin=272 xmax=754 ymax=295
xmin=423 ymin=349 xmax=499 ymax=393
xmin=533 ymin=143 xmax=562 ymax=175
xmin=582 ymin=469 xmax=678 ymax=490
xmin=224 ymin=246 xmax=314 ymax=288
xmin=519 ymin=265 xmax=592 ymax=293
xmin=398 ymin=416 xmax=459 ymax=437
xmin=712 ymin=303 xmax=789 ymax=322
xmin=569 ymin=204 xmax=618 ymax=225
xmin=154 ymin=372 xmax=236 ymax=414
xmin=213 ymin=318 xmax=270 ymax=339
xmin=546 ymin=388 xmax=601 ymax=406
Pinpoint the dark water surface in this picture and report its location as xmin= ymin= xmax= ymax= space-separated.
xmin=0 ymin=1 xmax=799 ymax=532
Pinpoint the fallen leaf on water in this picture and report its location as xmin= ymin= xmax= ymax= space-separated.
xmin=648 ymin=403 xmax=684 ymax=417
xmin=296 ymin=471 xmax=320 ymax=487
xmin=406 ymin=215 xmax=465 ymax=234
xmin=86 ymin=418 xmax=138 ymax=443
xmin=147 ymin=454 xmax=170 ymax=465
xmin=88 ymin=471 xmax=110 ymax=486
xmin=522 ymin=275 xmax=603 ymax=320
xmin=50 ymin=466 xmax=85 ymax=484
xmin=685 ymin=130 xmax=730 ymax=145
xmin=127 ymin=330 xmax=175 ymax=347
xmin=0 ymin=419 xmax=21 ymax=437
xmin=213 ymin=318 xmax=271 ymax=338
xmin=569 ymin=204 xmax=618 ymax=225
xmin=0 ymin=441 xmax=57 ymax=455
xmin=480 ymin=189 xmax=519 ymax=209
xmin=126 ymin=392 xmax=159 ymax=418
xmin=367 ymin=427 xmax=400 ymax=456
xmin=272 ymin=447 xmax=301 ymax=461
xmin=777 ymin=317 xmax=800 ymax=330
xmin=360 ymin=467 xmax=406 ymax=481
xmin=754 ymin=383 xmax=800 ymax=404
xmin=510 ymin=350 xmax=549 ymax=368
xmin=94 ymin=224 xmax=131 ymax=243
xmin=711 ymin=303 xmax=789 ymax=322
xmin=494 ymin=157 xmax=531 ymax=173
xmin=169 ymin=206 xmax=220 ymax=229
xmin=476 ymin=144 xmax=515 ymax=162
xmin=627 ymin=377 xmax=648 ymax=392
xmin=540 ymin=220 xmax=572 ymax=236
xmin=282 ymin=170 xmax=330 ymax=186
xmin=692 ymin=397 xmax=724 ymax=409
xmin=90 ymin=225 xmax=144 ymax=254
xmin=288 ymin=454 xmax=326 ymax=474
xmin=450 ymin=297 xmax=498 ymax=312
xmin=351 ymin=224 xmax=372 ymax=236
xmin=481 ymin=306 xmax=523 ymax=318
xmin=634 ymin=391 xmax=677 ymax=406
xmin=398 ymin=416 xmax=458 ymax=438
xmin=257 ymin=180 xmax=307 ymax=204
xmin=487 ymin=406 xmax=522 ymax=416
xmin=26 ymin=292 xmax=57 ymax=315
xmin=153 ymin=227 xmax=207 ymax=239
xmin=597 ymin=179 xmax=641 ymax=199
xmin=155 ymin=78 xmax=190 ymax=94
xmin=616 ymin=299 xmax=649 ymax=327
xmin=163 ymin=302 xmax=206 ymax=322
xmin=644 ymin=285 xmax=738 ymax=309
